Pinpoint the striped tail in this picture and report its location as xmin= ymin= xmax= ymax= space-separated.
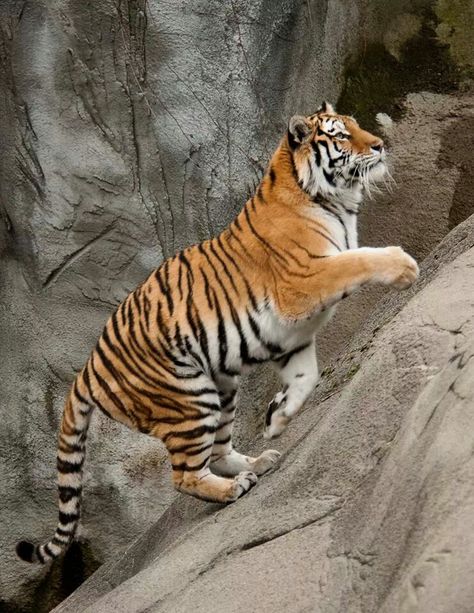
xmin=16 ymin=377 xmax=94 ymax=564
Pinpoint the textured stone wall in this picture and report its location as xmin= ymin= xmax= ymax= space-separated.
xmin=1 ymin=0 xmax=473 ymax=610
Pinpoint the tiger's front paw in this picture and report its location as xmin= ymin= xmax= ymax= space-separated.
xmin=264 ymin=413 xmax=290 ymax=440
xmin=383 ymin=247 xmax=419 ymax=289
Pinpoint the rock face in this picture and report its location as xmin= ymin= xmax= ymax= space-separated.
xmin=53 ymin=214 xmax=474 ymax=613
xmin=1 ymin=0 xmax=474 ymax=610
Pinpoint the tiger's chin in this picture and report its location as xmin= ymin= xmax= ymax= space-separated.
xmin=367 ymin=159 xmax=387 ymax=183
xmin=347 ymin=157 xmax=387 ymax=185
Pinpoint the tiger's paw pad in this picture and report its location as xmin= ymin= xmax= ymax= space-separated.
xmin=263 ymin=414 xmax=290 ymax=440
xmin=252 ymin=449 xmax=281 ymax=475
xmin=231 ymin=471 xmax=258 ymax=501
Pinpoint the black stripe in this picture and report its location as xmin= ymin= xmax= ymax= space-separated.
xmin=58 ymin=440 xmax=84 ymax=453
xmin=311 ymin=141 xmax=321 ymax=166
xmin=246 ymin=309 xmax=282 ymax=355
xmin=211 ymin=286 xmax=229 ymax=373
xmin=269 ymin=166 xmax=276 ymax=185
xmin=174 ymin=322 xmax=186 ymax=354
xmin=43 ymin=543 xmax=56 ymax=558
xmin=244 ymin=205 xmax=315 ymax=275
xmin=178 ymin=250 xmax=195 ymax=282
xmin=209 ymin=239 xmax=239 ymax=294
xmin=304 ymin=217 xmax=342 ymax=252
xmin=227 ymin=225 xmax=255 ymax=264
xmin=182 ymin=284 xmax=211 ymax=372
xmin=58 ymin=511 xmax=80 ymax=525
xmin=177 ymin=258 xmax=184 ymax=300
xmin=155 ymin=266 xmax=173 ymax=314
xmin=72 ymin=379 xmax=89 ymax=405
xmin=58 ymin=485 xmax=82 ymax=503
xmin=171 ymin=442 xmax=213 ymax=457
xmin=220 ymin=388 xmax=237 ymax=408
xmin=318 ymin=202 xmax=349 ymax=249
xmin=275 ymin=342 xmax=311 ymax=368
xmin=142 ymin=290 xmax=151 ymax=331
xmin=289 ymin=150 xmax=301 ymax=186
xmin=57 ymin=457 xmax=84 ymax=473
xmin=164 ymin=423 xmax=217 ymax=443
xmin=200 ymin=267 xmax=214 ymax=311
xmin=110 ymin=316 xmax=198 ymax=394
xmin=323 ymin=168 xmax=335 ymax=186
xmin=266 ymin=396 xmax=284 ymax=426
xmin=318 ymin=139 xmax=336 ymax=168
xmin=193 ymin=399 xmax=220 ymax=410
xmin=287 ymin=237 xmax=328 ymax=259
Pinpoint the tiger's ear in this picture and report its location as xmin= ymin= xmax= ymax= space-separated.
xmin=288 ymin=115 xmax=313 ymax=149
xmin=318 ymin=101 xmax=335 ymax=114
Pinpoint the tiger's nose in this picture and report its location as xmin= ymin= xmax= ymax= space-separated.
xmin=371 ymin=140 xmax=384 ymax=152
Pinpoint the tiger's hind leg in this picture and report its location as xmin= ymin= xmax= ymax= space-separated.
xmin=210 ymin=379 xmax=281 ymax=478
xmin=164 ymin=389 xmax=257 ymax=503
xmin=264 ymin=337 xmax=319 ymax=439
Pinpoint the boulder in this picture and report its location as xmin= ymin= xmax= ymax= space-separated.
xmin=53 ymin=214 xmax=474 ymax=612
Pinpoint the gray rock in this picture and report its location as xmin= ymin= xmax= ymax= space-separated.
xmin=1 ymin=0 xmax=474 ymax=610
xmin=53 ymin=214 xmax=474 ymax=613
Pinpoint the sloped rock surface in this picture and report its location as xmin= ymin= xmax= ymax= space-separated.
xmin=53 ymin=216 xmax=474 ymax=612
xmin=2 ymin=0 xmax=474 ymax=609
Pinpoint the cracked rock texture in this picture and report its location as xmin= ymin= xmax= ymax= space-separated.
xmin=53 ymin=214 xmax=474 ymax=613
xmin=1 ymin=0 xmax=474 ymax=611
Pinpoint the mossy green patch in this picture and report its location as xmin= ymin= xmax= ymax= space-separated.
xmin=337 ymin=13 xmax=460 ymax=130
xmin=436 ymin=0 xmax=474 ymax=72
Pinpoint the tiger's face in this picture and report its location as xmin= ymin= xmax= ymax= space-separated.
xmin=287 ymin=101 xmax=387 ymax=200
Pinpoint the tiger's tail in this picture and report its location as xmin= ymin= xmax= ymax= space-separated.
xmin=16 ymin=375 xmax=94 ymax=564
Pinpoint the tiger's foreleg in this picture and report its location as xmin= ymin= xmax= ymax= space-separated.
xmin=265 ymin=247 xmax=419 ymax=438
xmin=210 ymin=381 xmax=281 ymax=476
xmin=264 ymin=339 xmax=319 ymax=439
xmin=276 ymin=247 xmax=419 ymax=320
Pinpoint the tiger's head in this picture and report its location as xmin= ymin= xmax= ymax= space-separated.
xmin=286 ymin=101 xmax=387 ymax=204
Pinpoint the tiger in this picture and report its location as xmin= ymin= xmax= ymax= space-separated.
xmin=16 ymin=101 xmax=419 ymax=564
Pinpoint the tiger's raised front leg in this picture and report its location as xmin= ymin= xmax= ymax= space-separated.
xmin=264 ymin=338 xmax=319 ymax=439
xmin=275 ymin=247 xmax=419 ymax=320
xmin=210 ymin=379 xmax=281 ymax=477
xmin=265 ymin=246 xmax=419 ymax=438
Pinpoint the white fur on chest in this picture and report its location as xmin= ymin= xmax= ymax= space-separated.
xmin=257 ymin=304 xmax=335 ymax=352
xmin=317 ymin=207 xmax=358 ymax=251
